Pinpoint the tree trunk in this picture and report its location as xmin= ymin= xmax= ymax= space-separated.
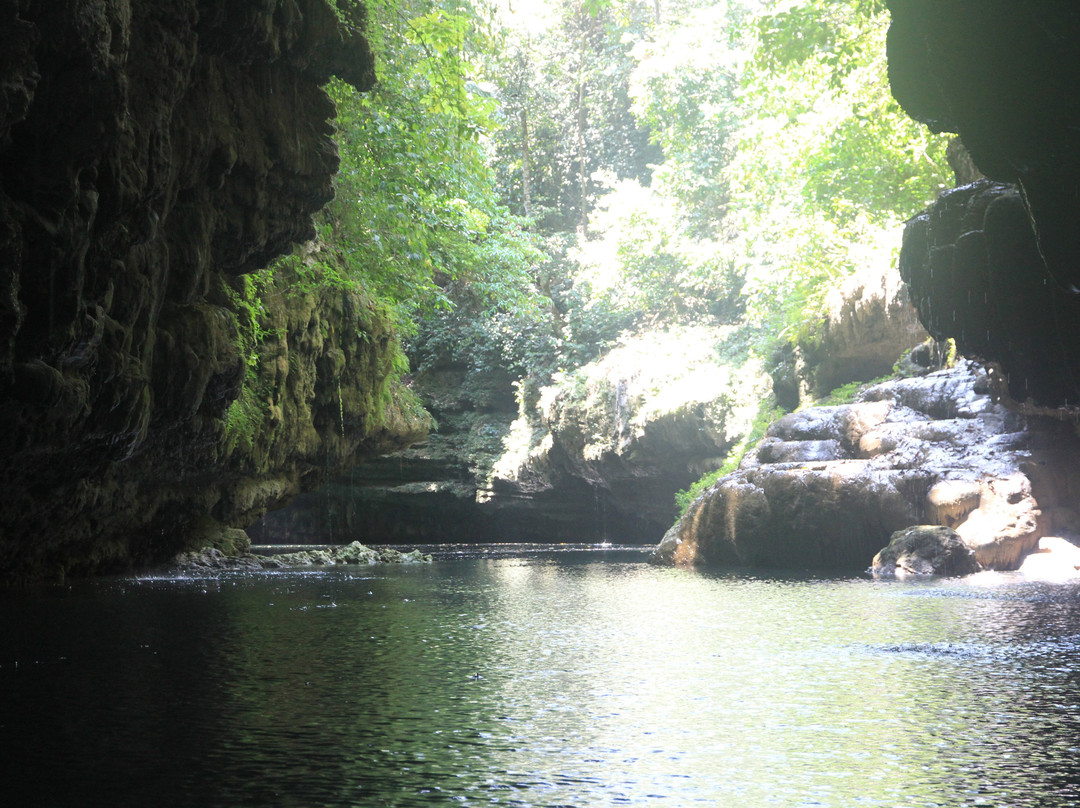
xmin=576 ymin=16 xmax=588 ymax=237
xmin=520 ymin=107 xmax=532 ymax=219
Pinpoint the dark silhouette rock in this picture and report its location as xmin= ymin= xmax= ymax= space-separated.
xmin=870 ymin=525 xmax=980 ymax=577
xmin=0 ymin=1 xmax=422 ymax=584
xmin=887 ymin=1 xmax=1080 ymax=409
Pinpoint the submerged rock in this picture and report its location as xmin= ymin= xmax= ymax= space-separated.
xmin=175 ymin=541 xmax=432 ymax=570
xmin=654 ymin=361 xmax=1080 ymax=572
xmin=870 ymin=525 xmax=980 ymax=577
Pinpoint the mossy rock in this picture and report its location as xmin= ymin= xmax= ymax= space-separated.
xmin=870 ymin=525 xmax=980 ymax=577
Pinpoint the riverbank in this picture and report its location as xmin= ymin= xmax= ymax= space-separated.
xmin=174 ymin=540 xmax=431 ymax=570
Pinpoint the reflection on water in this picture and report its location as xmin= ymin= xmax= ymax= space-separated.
xmin=2 ymin=548 xmax=1080 ymax=807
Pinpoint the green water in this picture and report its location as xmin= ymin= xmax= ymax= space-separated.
xmin=2 ymin=546 xmax=1080 ymax=807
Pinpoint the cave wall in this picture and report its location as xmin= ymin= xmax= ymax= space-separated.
xmin=887 ymin=0 xmax=1080 ymax=409
xmin=0 ymin=0 xmax=412 ymax=583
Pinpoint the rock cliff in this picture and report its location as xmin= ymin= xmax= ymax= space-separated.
xmin=255 ymin=325 xmax=774 ymax=544
xmin=887 ymin=0 xmax=1080 ymax=409
xmin=0 ymin=1 xmax=422 ymax=583
xmin=771 ymin=262 xmax=928 ymax=410
xmin=256 ymin=262 xmax=928 ymax=547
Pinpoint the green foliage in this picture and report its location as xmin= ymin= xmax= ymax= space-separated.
xmin=251 ymin=0 xmax=955 ymax=517
xmin=728 ymin=0 xmax=950 ymax=335
xmin=326 ymin=0 xmax=541 ymax=337
xmin=488 ymin=0 xmax=661 ymax=232
xmin=223 ymin=375 xmax=269 ymax=455
xmin=675 ymin=400 xmax=786 ymax=515
xmin=220 ymin=271 xmax=273 ymax=454
xmin=819 ymin=373 xmax=893 ymax=406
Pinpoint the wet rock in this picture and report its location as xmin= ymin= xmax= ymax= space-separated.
xmin=870 ymin=525 xmax=980 ymax=577
xmin=755 ymin=438 xmax=843 ymax=465
xmin=174 ymin=540 xmax=432 ymax=570
xmin=654 ymin=361 xmax=1078 ymax=572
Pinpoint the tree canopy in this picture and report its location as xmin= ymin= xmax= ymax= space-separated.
xmin=263 ymin=0 xmax=950 ymax=450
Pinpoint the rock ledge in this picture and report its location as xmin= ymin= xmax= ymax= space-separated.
xmin=175 ymin=541 xmax=432 ymax=570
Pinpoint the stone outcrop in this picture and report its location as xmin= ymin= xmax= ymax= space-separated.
xmin=870 ymin=525 xmax=980 ymax=577
xmin=206 ymin=258 xmax=428 ymax=543
xmin=255 ymin=325 xmax=773 ymax=544
xmin=897 ymin=180 xmax=1080 ymax=411
xmin=653 ymin=361 xmax=1080 ymax=572
xmin=772 ymin=263 xmax=929 ymax=409
xmin=887 ymin=1 xmax=1080 ymax=409
xmin=175 ymin=540 xmax=431 ymax=571
xmin=251 ymin=357 xmax=519 ymax=544
xmin=0 ymin=1 xmax=425 ymax=584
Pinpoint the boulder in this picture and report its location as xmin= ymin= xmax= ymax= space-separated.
xmin=870 ymin=525 xmax=980 ymax=577
xmin=954 ymin=473 xmax=1041 ymax=569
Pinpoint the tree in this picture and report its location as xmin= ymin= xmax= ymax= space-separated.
xmin=322 ymin=0 xmax=541 ymax=334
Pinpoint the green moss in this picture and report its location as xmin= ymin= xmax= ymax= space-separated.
xmin=219 ymin=271 xmax=273 ymax=457
xmin=675 ymin=401 xmax=787 ymax=515
xmin=820 ymin=373 xmax=895 ymax=406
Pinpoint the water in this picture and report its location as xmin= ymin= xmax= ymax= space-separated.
xmin=3 ymin=545 xmax=1080 ymax=807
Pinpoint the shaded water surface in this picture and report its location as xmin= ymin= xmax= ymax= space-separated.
xmin=3 ymin=545 xmax=1080 ymax=806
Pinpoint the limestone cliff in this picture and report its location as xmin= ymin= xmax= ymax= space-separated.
xmin=0 ymin=1 xmax=421 ymax=583
xmin=771 ymin=262 xmax=928 ymax=410
xmin=255 ymin=325 xmax=773 ymax=544
xmin=886 ymin=0 xmax=1080 ymax=410
xmin=256 ymin=263 xmax=929 ymax=547
xmin=654 ymin=363 xmax=1080 ymax=572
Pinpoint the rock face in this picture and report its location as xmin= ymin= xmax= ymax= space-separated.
xmin=897 ymin=180 xmax=1080 ymax=411
xmin=772 ymin=264 xmax=929 ymax=409
xmin=887 ymin=1 xmax=1080 ymax=409
xmin=653 ymin=362 xmax=1080 ymax=572
xmin=256 ymin=326 xmax=773 ymax=544
xmin=870 ymin=525 xmax=980 ymax=577
xmin=0 ymin=1 xmax=422 ymax=584
xmin=257 ymin=264 xmax=930 ymax=547
xmin=175 ymin=540 xmax=431 ymax=571
xmin=251 ymin=357 xmax=521 ymax=544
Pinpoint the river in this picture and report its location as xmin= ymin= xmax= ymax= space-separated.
xmin=3 ymin=544 xmax=1080 ymax=807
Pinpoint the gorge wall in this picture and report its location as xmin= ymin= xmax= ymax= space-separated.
xmin=254 ymin=326 xmax=770 ymax=545
xmin=255 ymin=265 xmax=922 ymax=549
xmin=0 ymin=1 xmax=421 ymax=584
xmin=887 ymin=0 xmax=1080 ymax=411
